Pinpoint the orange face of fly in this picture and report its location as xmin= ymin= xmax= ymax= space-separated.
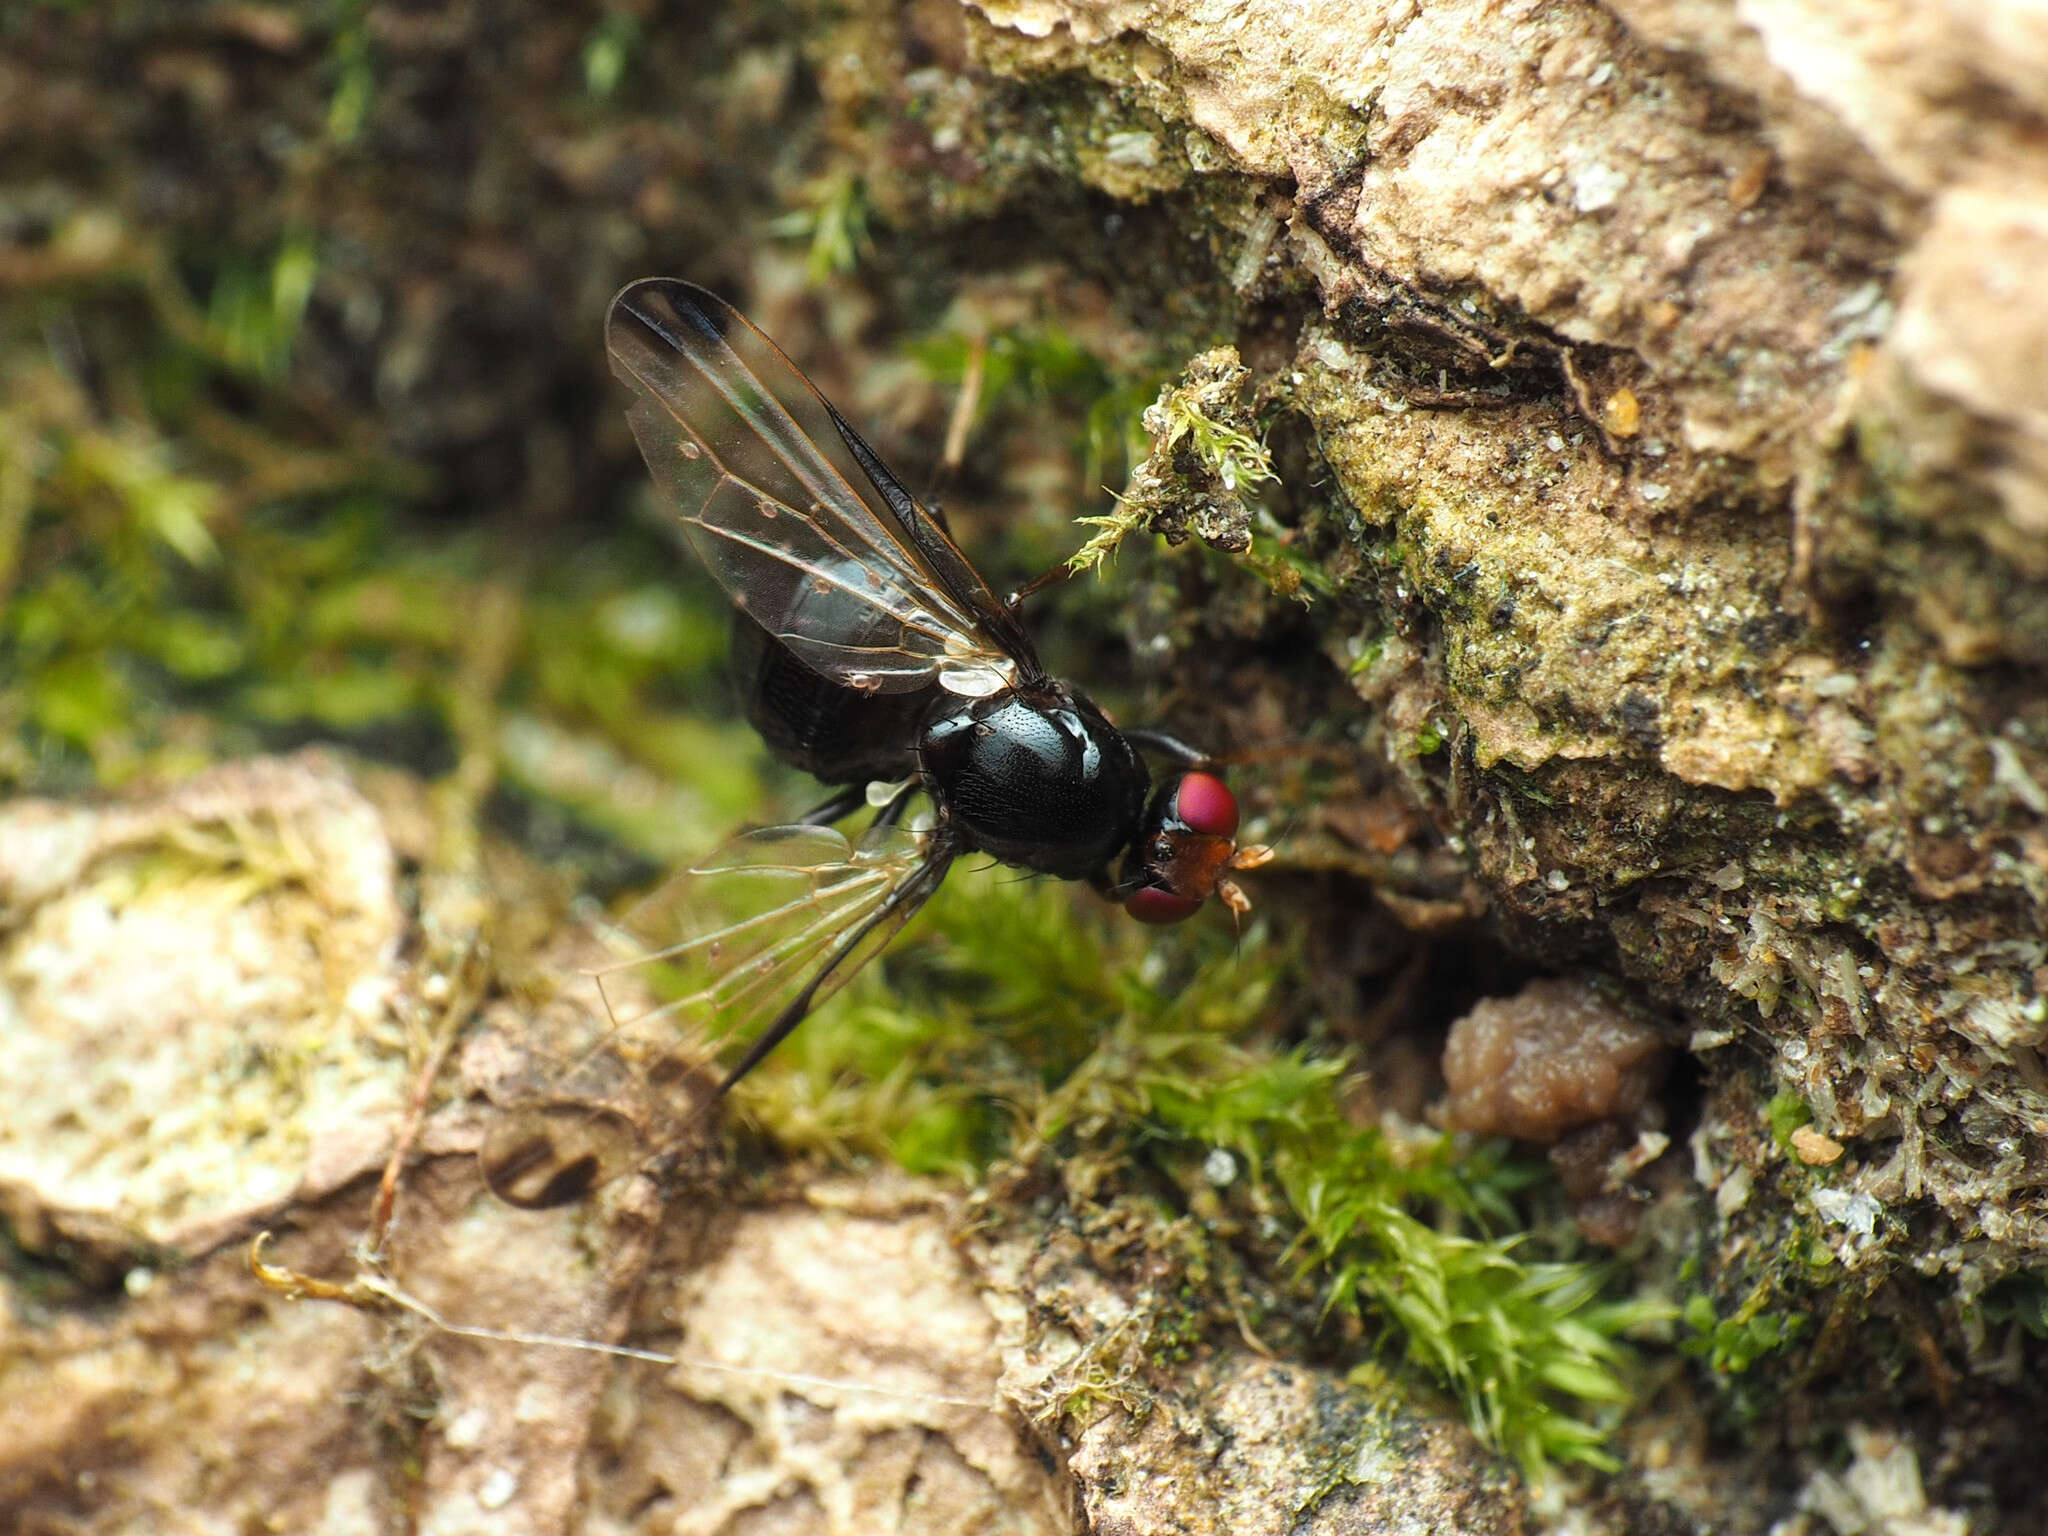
xmin=1119 ymin=770 xmax=1273 ymax=925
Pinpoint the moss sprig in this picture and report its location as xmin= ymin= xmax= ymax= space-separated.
xmin=1064 ymin=491 xmax=1151 ymax=580
xmin=768 ymin=170 xmax=873 ymax=284
xmin=1068 ymin=347 xmax=1275 ymax=577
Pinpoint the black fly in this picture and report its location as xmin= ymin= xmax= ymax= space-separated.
xmin=482 ymin=279 xmax=1268 ymax=1207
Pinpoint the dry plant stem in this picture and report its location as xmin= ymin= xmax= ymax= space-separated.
xmin=368 ymin=581 xmax=520 ymax=1254
xmin=249 ymin=1234 xmax=1001 ymax=1412
xmin=1555 ymin=347 xmax=1624 ymax=459
xmin=942 ymin=332 xmax=986 ymax=478
xmin=363 ymin=947 xmax=483 ymax=1258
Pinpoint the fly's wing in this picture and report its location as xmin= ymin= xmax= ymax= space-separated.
xmin=480 ymin=820 xmax=951 ymax=1207
xmin=598 ymin=821 xmax=945 ymax=1062
xmin=607 ymin=278 xmax=1038 ymax=698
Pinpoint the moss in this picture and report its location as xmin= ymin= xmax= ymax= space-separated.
xmin=0 ymin=272 xmax=765 ymax=853
xmin=204 ymin=234 xmax=320 ymax=381
xmin=906 ymin=319 xmax=1139 ymax=473
xmin=1765 ymin=1092 xmax=1814 ymax=1156
xmin=578 ymin=9 xmax=643 ymax=102
xmin=323 ymin=1 xmax=376 ymax=143
xmin=1679 ymin=1291 xmax=1813 ymax=1378
xmin=722 ymin=857 xmax=1667 ymax=1479
xmin=1974 ymin=1275 xmax=2048 ymax=1340
xmin=1407 ymin=721 xmax=1446 ymax=759
xmin=1068 ymin=347 xmax=1277 ymax=576
xmin=768 ymin=170 xmax=873 ymax=284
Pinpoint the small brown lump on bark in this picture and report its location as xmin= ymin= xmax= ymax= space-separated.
xmin=1441 ymin=978 xmax=1669 ymax=1144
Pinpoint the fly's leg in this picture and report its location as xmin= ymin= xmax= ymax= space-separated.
xmin=1005 ymin=560 xmax=1076 ymax=614
xmin=869 ymin=781 xmax=920 ymax=830
xmin=796 ymin=784 xmax=869 ymax=827
xmin=1123 ymin=728 xmax=1211 ymax=768
xmin=648 ymin=832 xmax=958 ymax=1159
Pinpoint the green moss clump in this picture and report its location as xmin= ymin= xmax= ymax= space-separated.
xmin=1975 ymin=1275 xmax=2048 ymax=1340
xmin=769 ymin=170 xmax=873 ymax=284
xmin=0 ymin=275 xmax=765 ymax=865
xmin=1679 ymin=1292 xmax=1812 ymax=1377
xmin=1068 ymin=347 xmax=1276 ymax=578
xmin=907 ymin=318 xmax=1161 ymax=495
xmin=1765 ymin=1092 xmax=1814 ymax=1156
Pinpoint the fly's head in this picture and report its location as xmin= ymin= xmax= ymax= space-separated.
xmin=1118 ymin=770 xmax=1273 ymax=925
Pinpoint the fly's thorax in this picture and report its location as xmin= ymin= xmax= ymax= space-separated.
xmin=916 ymin=683 xmax=1149 ymax=880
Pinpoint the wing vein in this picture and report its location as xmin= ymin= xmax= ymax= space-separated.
xmin=606 ymin=279 xmax=1020 ymax=696
xmin=613 ymin=343 xmax=953 ymax=623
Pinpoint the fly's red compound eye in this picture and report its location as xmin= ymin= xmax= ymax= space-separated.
xmin=1169 ymin=771 xmax=1240 ymax=840
xmin=1119 ymin=771 xmax=1242 ymax=924
xmin=1124 ymin=885 xmax=1205 ymax=925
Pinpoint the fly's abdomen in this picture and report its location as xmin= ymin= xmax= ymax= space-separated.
xmin=732 ymin=613 xmax=928 ymax=785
